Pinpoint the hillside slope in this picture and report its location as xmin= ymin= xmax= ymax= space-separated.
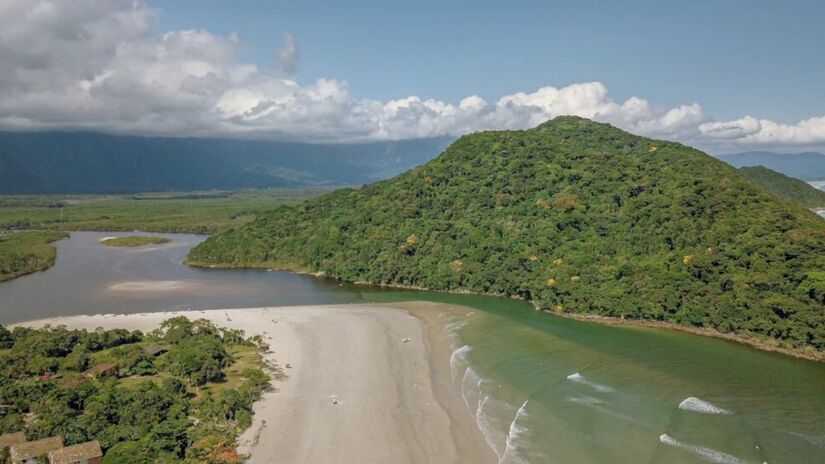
xmin=0 ymin=131 xmax=451 ymax=193
xmin=737 ymin=165 xmax=825 ymax=208
xmin=719 ymin=151 xmax=825 ymax=181
xmin=189 ymin=117 xmax=825 ymax=353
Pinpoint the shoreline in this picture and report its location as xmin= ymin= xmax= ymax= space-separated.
xmin=189 ymin=260 xmax=825 ymax=363
xmin=553 ymin=312 xmax=825 ymax=363
xmin=13 ymin=304 xmax=496 ymax=464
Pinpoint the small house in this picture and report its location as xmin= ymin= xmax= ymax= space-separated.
xmin=83 ymin=363 xmax=118 ymax=379
xmin=9 ymin=436 xmax=63 ymax=464
xmin=48 ymin=440 xmax=103 ymax=464
xmin=0 ymin=432 xmax=26 ymax=460
xmin=142 ymin=345 xmax=167 ymax=357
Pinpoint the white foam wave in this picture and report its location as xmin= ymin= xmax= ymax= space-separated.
xmin=566 ymin=372 xmax=614 ymax=393
xmin=442 ymin=320 xmax=468 ymax=337
xmin=659 ymin=434 xmax=750 ymax=464
xmin=450 ymin=345 xmax=472 ymax=379
xmin=476 ymin=395 xmax=507 ymax=458
xmin=500 ymin=400 xmax=530 ymax=464
xmin=678 ymin=397 xmax=732 ymax=415
xmin=461 ymin=366 xmax=485 ymax=412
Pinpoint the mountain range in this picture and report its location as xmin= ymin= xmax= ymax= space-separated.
xmin=0 ymin=131 xmax=453 ymax=194
xmin=718 ymin=151 xmax=825 ymax=181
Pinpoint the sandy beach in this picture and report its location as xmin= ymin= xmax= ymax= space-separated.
xmin=15 ymin=303 xmax=495 ymax=464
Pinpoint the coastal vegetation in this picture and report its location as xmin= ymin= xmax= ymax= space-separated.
xmin=0 ymin=231 xmax=68 ymax=282
xmin=189 ymin=116 xmax=825 ymax=355
xmin=0 ymin=189 xmax=328 ymax=235
xmin=737 ymin=165 xmax=825 ymax=208
xmin=0 ymin=317 xmax=271 ymax=463
xmin=101 ymin=236 xmax=172 ymax=247
xmin=0 ymin=189 xmax=327 ymax=282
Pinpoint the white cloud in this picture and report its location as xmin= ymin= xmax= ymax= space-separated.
xmin=0 ymin=0 xmax=823 ymax=150
xmin=276 ymin=32 xmax=299 ymax=76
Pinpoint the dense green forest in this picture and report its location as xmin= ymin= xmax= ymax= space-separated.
xmin=189 ymin=116 xmax=825 ymax=354
xmin=737 ymin=166 xmax=825 ymax=208
xmin=0 ymin=231 xmax=68 ymax=282
xmin=0 ymin=318 xmax=271 ymax=463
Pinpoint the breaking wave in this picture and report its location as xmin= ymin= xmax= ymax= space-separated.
xmin=678 ymin=397 xmax=732 ymax=415
xmin=499 ymin=400 xmax=530 ymax=464
xmin=450 ymin=344 xmax=472 ymax=379
xmin=566 ymin=372 xmax=614 ymax=393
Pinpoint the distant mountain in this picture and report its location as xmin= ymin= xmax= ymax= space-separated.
xmin=0 ymin=131 xmax=453 ymax=194
xmin=737 ymin=166 xmax=825 ymax=208
xmin=189 ymin=116 xmax=825 ymax=355
xmin=718 ymin=151 xmax=825 ymax=181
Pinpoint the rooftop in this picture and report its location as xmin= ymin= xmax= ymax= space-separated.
xmin=48 ymin=440 xmax=103 ymax=464
xmin=0 ymin=431 xmax=25 ymax=448
xmin=84 ymin=362 xmax=117 ymax=375
xmin=143 ymin=344 xmax=167 ymax=356
xmin=9 ymin=436 xmax=63 ymax=461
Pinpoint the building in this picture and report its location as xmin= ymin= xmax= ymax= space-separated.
xmin=142 ymin=344 xmax=167 ymax=356
xmin=9 ymin=436 xmax=63 ymax=464
xmin=0 ymin=432 xmax=26 ymax=461
xmin=83 ymin=362 xmax=118 ymax=379
xmin=48 ymin=441 xmax=103 ymax=464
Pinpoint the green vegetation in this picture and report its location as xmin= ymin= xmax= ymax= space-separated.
xmin=101 ymin=236 xmax=172 ymax=247
xmin=0 ymin=189 xmax=326 ymax=282
xmin=0 ymin=189 xmax=328 ymax=234
xmin=737 ymin=165 xmax=825 ymax=208
xmin=0 ymin=231 xmax=68 ymax=282
xmin=190 ymin=116 xmax=825 ymax=354
xmin=0 ymin=318 xmax=272 ymax=463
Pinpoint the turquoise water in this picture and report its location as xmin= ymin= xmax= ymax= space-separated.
xmin=2 ymin=232 xmax=825 ymax=463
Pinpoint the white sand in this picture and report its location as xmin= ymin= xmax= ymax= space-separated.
xmin=16 ymin=304 xmax=495 ymax=464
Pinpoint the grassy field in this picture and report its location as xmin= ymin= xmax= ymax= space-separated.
xmin=101 ymin=236 xmax=172 ymax=247
xmin=0 ymin=188 xmax=330 ymax=234
xmin=0 ymin=230 xmax=69 ymax=282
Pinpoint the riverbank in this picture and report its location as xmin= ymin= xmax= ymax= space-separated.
xmin=553 ymin=311 xmax=825 ymax=363
xmin=14 ymin=304 xmax=496 ymax=464
xmin=186 ymin=258 xmax=825 ymax=364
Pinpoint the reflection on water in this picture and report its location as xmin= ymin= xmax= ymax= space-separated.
xmin=2 ymin=231 xmax=825 ymax=463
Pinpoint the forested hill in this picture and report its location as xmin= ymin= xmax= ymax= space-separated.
xmin=0 ymin=131 xmax=452 ymax=193
xmin=737 ymin=165 xmax=825 ymax=208
xmin=188 ymin=116 xmax=825 ymax=355
xmin=719 ymin=151 xmax=825 ymax=181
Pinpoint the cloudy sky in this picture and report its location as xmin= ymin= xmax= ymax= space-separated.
xmin=2 ymin=0 xmax=824 ymax=152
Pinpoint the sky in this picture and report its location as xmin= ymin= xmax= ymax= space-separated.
xmin=1 ymin=0 xmax=824 ymax=152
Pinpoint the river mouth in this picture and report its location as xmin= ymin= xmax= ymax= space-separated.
xmin=2 ymin=231 xmax=825 ymax=463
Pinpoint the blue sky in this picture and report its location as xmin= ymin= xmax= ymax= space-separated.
xmin=153 ymin=0 xmax=825 ymax=123
xmin=2 ymin=0 xmax=824 ymax=150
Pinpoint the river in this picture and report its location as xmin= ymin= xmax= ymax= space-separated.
xmin=1 ymin=231 xmax=824 ymax=463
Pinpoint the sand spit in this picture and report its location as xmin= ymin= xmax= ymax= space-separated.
xmin=16 ymin=304 xmax=495 ymax=464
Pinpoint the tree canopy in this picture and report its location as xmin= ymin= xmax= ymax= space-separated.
xmin=189 ymin=116 xmax=825 ymax=354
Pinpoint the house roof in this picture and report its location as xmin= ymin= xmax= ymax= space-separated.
xmin=84 ymin=362 xmax=118 ymax=375
xmin=9 ymin=436 xmax=63 ymax=461
xmin=143 ymin=344 xmax=167 ymax=355
xmin=0 ymin=431 xmax=25 ymax=448
xmin=48 ymin=440 xmax=102 ymax=464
